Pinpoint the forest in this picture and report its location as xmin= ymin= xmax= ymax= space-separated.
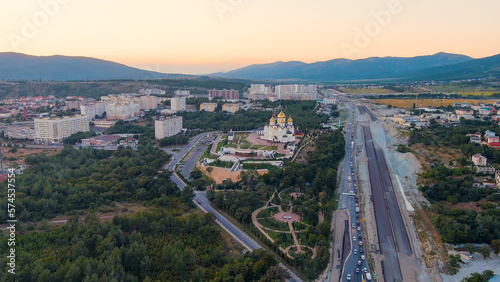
xmin=209 ymin=129 xmax=345 ymax=279
xmin=0 ymin=145 xmax=173 ymax=223
xmin=181 ymin=100 xmax=328 ymax=132
xmin=0 ymin=208 xmax=288 ymax=281
xmin=410 ymin=119 xmax=500 ymax=245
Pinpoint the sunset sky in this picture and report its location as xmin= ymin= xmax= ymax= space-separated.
xmin=1 ymin=0 xmax=499 ymax=74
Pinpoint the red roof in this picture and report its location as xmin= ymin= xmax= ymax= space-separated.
xmin=488 ymin=142 xmax=500 ymax=148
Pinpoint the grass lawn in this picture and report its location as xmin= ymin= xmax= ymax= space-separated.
xmin=258 ymin=217 xmax=290 ymax=232
xmin=262 ymin=145 xmax=278 ymax=151
xmin=252 ymin=145 xmax=266 ymax=149
xmin=257 ymin=207 xmax=280 ymax=218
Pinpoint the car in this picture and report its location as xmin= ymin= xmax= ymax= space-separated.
xmin=356 ymin=220 xmax=360 ymax=225
xmin=358 ymin=235 xmax=362 ymax=239
xmin=359 ymin=241 xmax=363 ymax=246
xmin=357 ymin=260 xmax=362 ymax=266
xmin=346 ymin=274 xmax=351 ymax=281
xmin=357 ymin=226 xmax=361 ymax=231
xmin=353 ymin=249 xmax=358 ymax=255
xmin=353 ymin=236 xmax=357 ymax=242
xmin=356 ymin=212 xmax=359 ymax=218
xmin=356 ymin=268 xmax=360 ymax=274
xmin=352 ymin=223 xmax=356 ymax=228
xmin=361 ymin=255 xmax=366 ymax=260
xmin=355 ymin=203 xmax=359 ymax=207
xmin=360 ymin=247 xmax=364 ymax=253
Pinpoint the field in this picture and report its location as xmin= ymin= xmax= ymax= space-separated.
xmin=341 ymin=88 xmax=395 ymax=94
xmin=372 ymin=98 xmax=499 ymax=108
xmin=426 ymin=85 xmax=500 ymax=95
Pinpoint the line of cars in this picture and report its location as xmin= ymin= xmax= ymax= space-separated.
xmin=346 ymin=109 xmax=372 ymax=281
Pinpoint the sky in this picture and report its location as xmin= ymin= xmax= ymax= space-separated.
xmin=1 ymin=0 xmax=500 ymax=74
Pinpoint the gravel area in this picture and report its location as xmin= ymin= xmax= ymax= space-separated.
xmin=440 ymin=255 xmax=500 ymax=282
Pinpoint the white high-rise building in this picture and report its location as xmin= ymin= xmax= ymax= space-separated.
xmin=140 ymin=95 xmax=158 ymax=110
xmin=106 ymin=103 xmax=140 ymax=120
xmin=34 ymin=115 xmax=90 ymax=143
xmin=275 ymin=84 xmax=317 ymax=100
xmin=155 ymin=116 xmax=183 ymax=139
xmin=171 ymin=97 xmax=187 ymax=113
xmin=174 ymin=90 xmax=190 ymax=96
xmin=80 ymin=102 xmax=106 ymax=120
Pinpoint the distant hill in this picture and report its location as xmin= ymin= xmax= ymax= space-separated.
xmin=0 ymin=53 xmax=187 ymax=81
xmin=409 ymin=53 xmax=500 ymax=80
xmin=210 ymin=52 xmax=477 ymax=81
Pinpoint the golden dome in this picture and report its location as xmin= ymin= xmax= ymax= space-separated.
xmin=277 ymin=111 xmax=286 ymax=118
xmin=288 ymin=116 xmax=293 ymax=122
xmin=270 ymin=116 xmax=276 ymax=122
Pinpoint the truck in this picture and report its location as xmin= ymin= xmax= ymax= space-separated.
xmin=366 ymin=273 xmax=372 ymax=280
xmin=355 ymin=207 xmax=359 ymax=213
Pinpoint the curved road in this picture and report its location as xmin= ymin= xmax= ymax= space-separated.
xmin=165 ymin=132 xmax=302 ymax=282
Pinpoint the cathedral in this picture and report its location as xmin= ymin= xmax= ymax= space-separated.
xmin=259 ymin=111 xmax=296 ymax=143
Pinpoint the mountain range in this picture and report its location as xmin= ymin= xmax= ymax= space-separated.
xmin=0 ymin=53 xmax=186 ymax=81
xmin=1 ymin=52 xmax=499 ymax=82
xmin=211 ymin=52 xmax=500 ymax=82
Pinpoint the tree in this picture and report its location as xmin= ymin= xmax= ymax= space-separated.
xmin=206 ymin=167 xmax=214 ymax=174
xmin=478 ymin=246 xmax=491 ymax=259
xmin=491 ymin=239 xmax=500 ymax=256
xmin=464 ymin=243 xmax=477 ymax=254
xmin=461 ymin=270 xmax=494 ymax=282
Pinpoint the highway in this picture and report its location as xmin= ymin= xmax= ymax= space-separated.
xmin=359 ymin=105 xmax=412 ymax=281
xmin=328 ymin=96 xmax=372 ymax=282
xmin=165 ymin=132 xmax=302 ymax=282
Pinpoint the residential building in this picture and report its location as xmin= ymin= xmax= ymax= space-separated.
xmin=489 ymin=142 xmax=500 ymax=150
xmin=139 ymin=88 xmax=165 ymax=95
xmin=496 ymin=171 xmax=500 ymax=188
xmin=155 ymin=116 xmax=183 ymax=139
xmin=200 ymin=103 xmax=217 ymax=112
xmin=488 ymin=137 xmax=500 ymax=144
xmin=140 ymin=95 xmax=158 ymax=110
xmin=0 ymin=109 xmax=11 ymax=118
xmin=106 ymin=103 xmax=140 ymax=120
xmin=3 ymin=123 xmax=35 ymax=140
xmin=80 ymin=102 xmax=106 ymax=120
xmin=476 ymin=166 xmax=495 ymax=174
xmin=34 ymin=115 xmax=89 ymax=143
xmin=174 ymin=90 xmax=190 ymax=96
xmin=470 ymin=136 xmax=481 ymax=144
xmin=222 ymin=103 xmax=240 ymax=113
xmin=485 ymin=130 xmax=496 ymax=138
xmin=171 ymin=97 xmax=187 ymax=113
xmin=275 ymin=84 xmax=317 ymax=100
xmin=472 ymin=154 xmax=487 ymax=166
xmin=208 ymin=89 xmax=239 ymax=100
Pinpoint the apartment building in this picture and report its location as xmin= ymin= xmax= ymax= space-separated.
xmin=106 ymin=103 xmax=140 ymax=120
xmin=171 ymin=97 xmax=187 ymax=113
xmin=140 ymin=95 xmax=158 ymax=110
xmin=34 ymin=115 xmax=89 ymax=143
xmin=200 ymin=103 xmax=217 ymax=112
xmin=3 ymin=123 xmax=35 ymax=140
xmin=155 ymin=116 xmax=183 ymax=139
xmin=208 ymin=89 xmax=239 ymax=100
xmin=80 ymin=102 xmax=106 ymax=120
xmin=222 ymin=103 xmax=240 ymax=113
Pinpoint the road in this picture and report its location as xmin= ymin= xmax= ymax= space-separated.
xmin=165 ymin=132 xmax=302 ymax=282
xmin=325 ymin=93 xmax=372 ymax=282
xmin=359 ymin=104 xmax=412 ymax=281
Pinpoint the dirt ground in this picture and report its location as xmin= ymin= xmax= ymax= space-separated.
xmin=3 ymin=147 xmax=60 ymax=167
xmin=198 ymin=165 xmax=267 ymax=184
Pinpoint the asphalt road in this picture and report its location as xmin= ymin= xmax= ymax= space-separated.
xmin=362 ymin=125 xmax=404 ymax=282
xmin=165 ymin=132 xmax=302 ymax=282
xmin=333 ymin=101 xmax=372 ymax=282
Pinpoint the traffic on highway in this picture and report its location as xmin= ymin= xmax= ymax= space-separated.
xmin=340 ymin=102 xmax=372 ymax=282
